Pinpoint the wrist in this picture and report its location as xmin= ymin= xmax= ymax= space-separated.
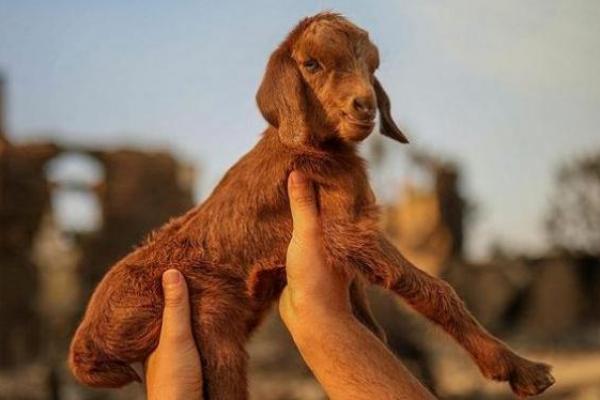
xmin=282 ymin=286 xmax=351 ymax=323
xmin=284 ymin=301 xmax=356 ymax=344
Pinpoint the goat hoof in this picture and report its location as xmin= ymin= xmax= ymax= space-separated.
xmin=508 ymin=359 xmax=555 ymax=398
xmin=478 ymin=348 xmax=555 ymax=397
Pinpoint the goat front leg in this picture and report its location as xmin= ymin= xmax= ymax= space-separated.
xmin=349 ymin=277 xmax=387 ymax=343
xmin=336 ymin=231 xmax=554 ymax=397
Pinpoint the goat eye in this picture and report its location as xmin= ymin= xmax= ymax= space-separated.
xmin=303 ymin=59 xmax=320 ymax=72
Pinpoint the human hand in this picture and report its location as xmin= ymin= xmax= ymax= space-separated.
xmin=278 ymin=171 xmax=435 ymax=400
xmin=279 ymin=170 xmax=354 ymax=332
xmin=145 ymin=269 xmax=203 ymax=400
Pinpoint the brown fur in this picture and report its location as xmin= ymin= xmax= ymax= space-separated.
xmin=69 ymin=13 xmax=554 ymax=399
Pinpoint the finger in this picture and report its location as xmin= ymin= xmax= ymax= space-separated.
xmin=160 ymin=269 xmax=193 ymax=343
xmin=288 ymin=171 xmax=320 ymax=240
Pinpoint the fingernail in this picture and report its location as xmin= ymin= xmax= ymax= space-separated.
xmin=291 ymin=171 xmax=306 ymax=185
xmin=163 ymin=269 xmax=181 ymax=286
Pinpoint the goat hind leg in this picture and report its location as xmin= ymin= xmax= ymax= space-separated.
xmin=69 ymin=303 xmax=161 ymax=387
xmin=196 ymin=331 xmax=249 ymax=400
xmin=354 ymin=236 xmax=554 ymax=397
xmin=187 ymin=272 xmax=251 ymax=400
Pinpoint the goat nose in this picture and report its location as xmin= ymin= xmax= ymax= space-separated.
xmin=352 ymin=96 xmax=375 ymax=116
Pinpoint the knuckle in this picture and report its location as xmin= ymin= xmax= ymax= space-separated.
xmin=164 ymin=291 xmax=186 ymax=308
xmin=292 ymin=192 xmax=315 ymax=208
xmin=301 ymin=221 xmax=321 ymax=238
xmin=290 ymin=226 xmax=320 ymax=249
xmin=165 ymin=328 xmax=193 ymax=345
xmin=289 ymin=234 xmax=307 ymax=251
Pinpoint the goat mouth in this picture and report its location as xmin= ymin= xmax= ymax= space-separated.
xmin=341 ymin=113 xmax=375 ymax=130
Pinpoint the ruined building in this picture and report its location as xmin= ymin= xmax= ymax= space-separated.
xmin=74 ymin=149 xmax=196 ymax=299
xmin=0 ymin=74 xmax=59 ymax=368
xmin=383 ymin=151 xmax=467 ymax=277
xmin=0 ymin=74 xmax=196 ymax=398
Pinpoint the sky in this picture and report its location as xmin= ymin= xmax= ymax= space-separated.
xmin=1 ymin=0 xmax=599 ymax=260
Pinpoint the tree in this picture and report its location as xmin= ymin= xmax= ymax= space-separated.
xmin=546 ymin=151 xmax=600 ymax=255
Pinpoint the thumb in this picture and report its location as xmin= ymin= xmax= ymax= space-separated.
xmin=288 ymin=171 xmax=320 ymax=241
xmin=160 ymin=269 xmax=193 ymax=343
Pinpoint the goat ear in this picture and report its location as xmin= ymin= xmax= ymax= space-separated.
xmin=374 ymin=77 xmax=409 ymax=144
xmin=256 ymin=47 xmax=310 ymax=146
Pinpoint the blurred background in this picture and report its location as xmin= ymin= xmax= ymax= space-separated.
xmin=1 ymin=1 xmax=599 ymax=399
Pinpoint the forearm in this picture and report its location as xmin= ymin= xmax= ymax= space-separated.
xmin=287 ymin=309 xmax=435 ymax=400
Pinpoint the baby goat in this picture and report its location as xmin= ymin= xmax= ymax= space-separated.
xmin=69 ymin=12 xmax=555 ymax=399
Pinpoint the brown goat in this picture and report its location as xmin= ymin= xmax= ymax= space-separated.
xmin=69 ymin=12 xmax=555 ymax=399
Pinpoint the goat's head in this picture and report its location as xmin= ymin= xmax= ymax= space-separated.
xmin=257 ymin=12 xmax=408 ymax=147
